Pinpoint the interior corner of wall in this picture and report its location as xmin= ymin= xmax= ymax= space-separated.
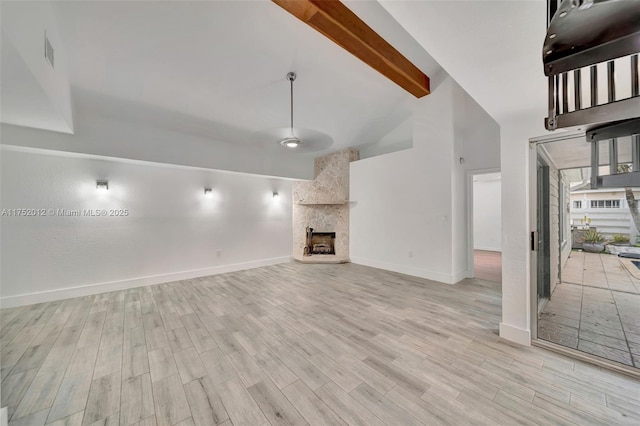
xmin=451 ymin=270 xmax=468 ymax=284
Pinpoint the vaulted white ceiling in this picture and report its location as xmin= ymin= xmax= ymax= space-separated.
xmin=51 ymin=0 xmax=441 ymax=155
xmin=378 ymin=0 xmax=609 ymax=170
xmin=380 ymin=0 xmax=548 ymax=129
xmin=8 ymin=0 xmax=592 ymax=172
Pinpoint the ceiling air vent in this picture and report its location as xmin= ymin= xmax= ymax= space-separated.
xmin=44 ymin=32 xmax=54 ymax=69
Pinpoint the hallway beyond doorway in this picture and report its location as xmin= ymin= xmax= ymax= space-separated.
xmin=474 ymin=250 xmax=502 ymax=283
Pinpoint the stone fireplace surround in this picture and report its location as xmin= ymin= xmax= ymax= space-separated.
xmin=292 ymin=148 xmax=358 ymax=264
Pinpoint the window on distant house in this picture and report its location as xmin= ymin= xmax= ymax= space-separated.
xmin=590 ymin=199 xmax=620 ymax=208
xmin=573 ymin=200 xmax=582 ymax=209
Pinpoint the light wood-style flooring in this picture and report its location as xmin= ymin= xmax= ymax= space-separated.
xmin=2 ymin=262 xmax=639 ymax=426
xmin=473 ymin=250 xmax=502 ymax=283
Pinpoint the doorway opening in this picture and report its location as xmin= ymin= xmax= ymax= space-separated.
xmin=532 ymin=132 xmax=640 ymax=371
xmin=470 ymin=172 xmax=502 ymax=283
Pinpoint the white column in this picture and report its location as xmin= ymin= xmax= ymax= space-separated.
xmin=499 ymin=124 xmax=532 ymax=345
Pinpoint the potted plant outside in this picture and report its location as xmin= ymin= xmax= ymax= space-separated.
xmin=582 ymin=229 xmax=605 ymax=253
xmin=612 ymin=234 xmax=631 ymax=246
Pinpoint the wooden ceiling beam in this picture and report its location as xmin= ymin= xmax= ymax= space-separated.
xmin=272 ymin=0 xmax=430 ymax=98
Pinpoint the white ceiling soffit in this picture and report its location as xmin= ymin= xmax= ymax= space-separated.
xmin=52 ymin=0 xmax=441 ymax=154
xmin=0 ymin=33 xmax=72 ymax=133
xmin=1 ymin=1 xmax=74 ymax=134
xmin=379 ymin=0 xmax=548 ymax=129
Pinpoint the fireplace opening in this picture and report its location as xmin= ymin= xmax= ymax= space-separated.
xmin=310 ymin=232 xmax=336 ymax=255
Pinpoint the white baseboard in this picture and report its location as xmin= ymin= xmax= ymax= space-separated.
xmin=0 ymin=256 xmax=291 ymax=308
xmin=474 ymin=247 xmax=502 ymax=252
xmin=499 ymin=322 xmax=531 ymax=346
xmin=350 ymin=257 xmax=461 ymax=285
xmin=451 ymin=270 xmax=469 ymax=284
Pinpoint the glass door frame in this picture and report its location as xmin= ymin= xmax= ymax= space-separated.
xmin=528 ymin=130 xmax=640 ymax=379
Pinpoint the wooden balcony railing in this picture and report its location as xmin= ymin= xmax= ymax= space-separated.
xmin=544 ymin=0 xmax=640 ymax=189
xmin=544 ymin=0 xmax=640 ymax=131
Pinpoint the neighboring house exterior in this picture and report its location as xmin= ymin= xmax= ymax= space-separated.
xmin=570 ymin=185 xmax=640 ymax=241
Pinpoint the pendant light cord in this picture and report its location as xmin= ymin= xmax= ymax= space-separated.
xmin=290 ymin=76 xmax=294 ymax=134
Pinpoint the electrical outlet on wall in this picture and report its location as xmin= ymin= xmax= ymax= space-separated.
xmin=216 ymin=250 xmax=222 ymax=258
xmin=408 ymin=250 xmax=413 ymax=258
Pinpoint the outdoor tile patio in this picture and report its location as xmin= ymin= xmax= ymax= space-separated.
xmin=538 ymin=251 xmax=640 ymax=368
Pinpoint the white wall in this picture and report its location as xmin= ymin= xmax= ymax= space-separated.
xmin=499 ymin=117 xmax=549 ymax=346
xmin=351 ymin=148 xmax=453 ymax=281
xmin=450 ymin=79 xmax=501 ymax=277
xmin=0 ymin=148 xmax=293 ymax=307
xmin=350 ymin=75 xmax=500 ymax=284
xmin=473 ymin=174 xmax=502 ymax=252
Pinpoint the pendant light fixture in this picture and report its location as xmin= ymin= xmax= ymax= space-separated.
xmin=280 ymin=72 xmax=301 ymax=148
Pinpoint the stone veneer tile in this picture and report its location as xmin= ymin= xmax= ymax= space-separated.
xmin=292 ymin=149 xmax=358 ymax=260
